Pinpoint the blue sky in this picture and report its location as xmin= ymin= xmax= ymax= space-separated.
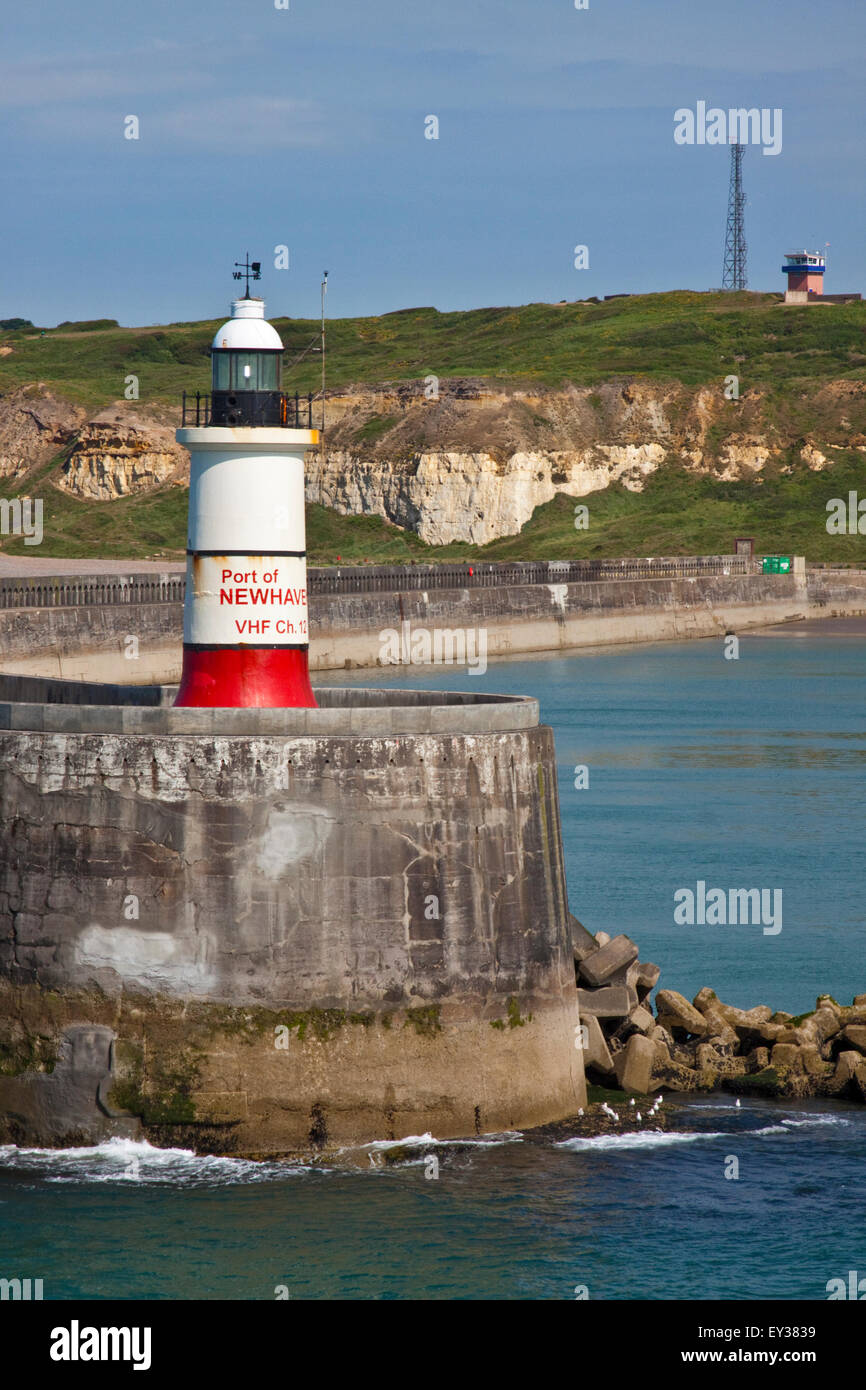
xmin=3 ymin=0 xmax=864 ymax=325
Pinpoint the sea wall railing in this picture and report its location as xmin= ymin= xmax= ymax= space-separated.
xmin=308 ymin=555 xmax=759 ymax=595
xmin=0 ymin=555 xmax=762 ymax=610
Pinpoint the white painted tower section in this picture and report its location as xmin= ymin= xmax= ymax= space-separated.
xmin=178 ymin=428 xmax=313 ymax=647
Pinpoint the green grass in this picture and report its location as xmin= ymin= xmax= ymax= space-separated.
xmin=352 ymin=414 xmax=399 ymax=444
xmin=2 ymin=290 xmax=865 ymax=410
xmin=1 ymin=289 xmax=865 ymax=564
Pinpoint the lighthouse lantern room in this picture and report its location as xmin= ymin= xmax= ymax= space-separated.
xmin=174 ymin=269 xmax=319 ymax=709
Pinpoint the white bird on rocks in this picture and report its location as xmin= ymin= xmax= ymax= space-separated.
xmin=578 ymin=1108 xmax=584 ymax=1117
xmin=735 ymin=1098 xmax=741 ymax=1108
xmin=629 ymin=1098 xmax=635 ymax=1107
xmin=636 ymin=1111 xmax=642 ymax=1123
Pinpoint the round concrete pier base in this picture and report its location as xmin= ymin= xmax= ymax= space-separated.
xmin=0 ymin=680 xmax=585 ymax=1153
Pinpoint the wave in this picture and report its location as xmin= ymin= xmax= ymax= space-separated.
xmin=0 ymin=1137 xmax=309 ymax=1187
xmin=363 ymin=1130 xmax=524 ymax=1153
xmin=557 ymin=1129 xmax=728 ymax=1152
xmin=557 ymin=1111 xmax=856 ymax=1152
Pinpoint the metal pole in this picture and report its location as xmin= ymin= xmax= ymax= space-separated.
xmin=320 ymin=271 xmax=328 ymax=453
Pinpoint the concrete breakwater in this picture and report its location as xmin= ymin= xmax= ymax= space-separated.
xmin=0 ymin=678 xmax=585 ymax=1153
xmin=3 ymin=558 xmax=865 ymax=683
xmin=571 ymin=920 xmax=866 ymax=1104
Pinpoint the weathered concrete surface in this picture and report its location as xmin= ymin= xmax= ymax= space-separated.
xmin=0 ymin=684 xmax=540 ymax=737
xmin=0 ymin=1021 xmax=139 ymax=1146
xmin=0 ymin=688 xmax=586 ymax=1151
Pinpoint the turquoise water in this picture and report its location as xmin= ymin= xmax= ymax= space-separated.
xmin=349 ymin=622 xmax=866 ymax=1014
xmin=2 ymin=624 xmax=864 ymax=1300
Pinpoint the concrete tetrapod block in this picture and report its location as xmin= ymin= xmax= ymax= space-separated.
xmin=577 ymin=986 xmax=635 ymax=1018
xmin=582 ymin=1014 xmax=615 ymax=1076
xmin=628 ymin=1004 xmax=655 ymax=1034
xmin=614 ymin=1033 xmax=655 ymax=1095
xmin=578 ymin=934 xmax=639 ymax=988
xmin=635 ymin=961 xmax=660 ymax=997
xmin=655 ymin=989 xmax=709 ymax=1038
xmin=702 ymin=1007 xmax=738 ymax=1047
xmin=570 ymin=914 xmax=600 ymax=964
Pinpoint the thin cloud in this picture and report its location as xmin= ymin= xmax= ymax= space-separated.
xmin=154 ymin=96 xmax=330 ymax=150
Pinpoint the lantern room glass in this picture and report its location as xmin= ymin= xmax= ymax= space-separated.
xmin=212 ymin=351 xmax=281 ymax=392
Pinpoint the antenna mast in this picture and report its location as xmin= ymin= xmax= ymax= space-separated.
xmin=722 ymin=145 xmax=748 ymax=290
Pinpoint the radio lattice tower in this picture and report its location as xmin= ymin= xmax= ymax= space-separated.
xmin=722 ymin=144 xmax=748 ymax=290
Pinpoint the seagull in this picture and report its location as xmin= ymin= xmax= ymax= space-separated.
xmin=636 ymin=1111 xmax=642 ymax=1123
xmin=735 ymin=1098 xmax=741 ymax=1108
xmin=577 ymin=1108 xmax=584 ymax=1117
xmin=629 ymin=1098 xmax=635 ymax=1107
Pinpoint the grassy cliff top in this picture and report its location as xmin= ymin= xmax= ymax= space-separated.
xmin=2 ymin=290 xmax=865 ymax=410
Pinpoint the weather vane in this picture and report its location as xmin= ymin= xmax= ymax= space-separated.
xmin=232 ymin=254 xmax=262 ymax=298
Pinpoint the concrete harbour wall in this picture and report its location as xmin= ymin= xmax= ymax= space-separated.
xmin=3 ymin=564 xmax=864 ymax=683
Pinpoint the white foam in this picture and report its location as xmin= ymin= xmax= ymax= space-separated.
xmin=363 ymin=1130 xmax=523 ymax=1154
xmin=557 ymin=1129 xmax=728 ymax=1152
xmin=779 ymin=1115 xmax=852 ymax=1128
xmin=0 ymin=1136 xmax=309 ymax=1186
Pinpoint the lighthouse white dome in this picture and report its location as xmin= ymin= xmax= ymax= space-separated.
xmin=211 ymin=298 xmax=283 ymax=351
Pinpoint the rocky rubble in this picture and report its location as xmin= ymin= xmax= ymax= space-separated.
xmin=571 ymin=914 xmax=866 ymax=1103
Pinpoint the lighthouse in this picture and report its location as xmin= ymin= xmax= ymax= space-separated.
xmin=174 ymin=267 xmax=318 ymax=708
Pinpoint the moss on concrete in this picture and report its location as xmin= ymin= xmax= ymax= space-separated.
xmin=490 ymin=996 xmax=531 ymax=1030
xmin=724 ymin=1066 xmax=784 ymax=1098
xmin=404 ymin=1005 xmax=442 ymax=1037
xmin=0 ymin=1030 xmax=57 ymax=1076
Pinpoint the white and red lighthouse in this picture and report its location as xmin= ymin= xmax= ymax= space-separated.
xmin=174 ymin=279 xmax=319 ymax=708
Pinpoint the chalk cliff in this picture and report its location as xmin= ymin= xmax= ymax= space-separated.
xmin=303 ymin=378 xmax=863 ymax=545
xmin=58 ymin=409 xmax=187 ymax=501
xmin=0 ymin=386 xmax=85 ymax=481
xmin=1 ymin=377 xmax=863 ymax=544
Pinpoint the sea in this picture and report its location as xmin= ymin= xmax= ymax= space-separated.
xmin=2 ymin=620 xmax=864 ymax=1300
